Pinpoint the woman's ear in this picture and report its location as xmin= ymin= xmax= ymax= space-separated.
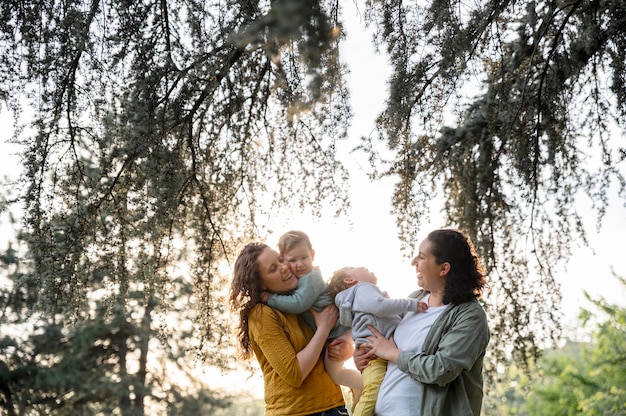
xmin=440 ymin=262 xmax=451 ymax=277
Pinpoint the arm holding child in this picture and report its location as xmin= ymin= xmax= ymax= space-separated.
xmin=266 ymin=266 xmax=327 ymax=313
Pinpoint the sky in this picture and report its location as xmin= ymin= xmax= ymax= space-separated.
xmin=1 ymin=5 xmax=625 ymax=400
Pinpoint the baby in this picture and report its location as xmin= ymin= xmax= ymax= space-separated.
xmin=328 ymin=266 xmax=427 ymax=416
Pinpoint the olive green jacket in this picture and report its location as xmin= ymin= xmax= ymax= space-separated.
xmin=396 ymin=290 xmax=490 ymax=416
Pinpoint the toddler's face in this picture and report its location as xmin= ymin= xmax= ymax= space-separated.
xmin=346 ymin=267 xmax=378 ymax=285
xmin=283 ymin=242 xmax=315 ymax=278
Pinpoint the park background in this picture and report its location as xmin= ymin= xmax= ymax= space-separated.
xmin=1 ymin=1 xmax=625 ymax=415
xmin=189 ymin=8 xmax=626 ymax=400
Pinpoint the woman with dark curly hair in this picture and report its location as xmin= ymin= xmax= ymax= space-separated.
xmin=229 ymin=242 xmax=350 ymax=416
xmin=355 ymin=229 xmax=490 ymax=416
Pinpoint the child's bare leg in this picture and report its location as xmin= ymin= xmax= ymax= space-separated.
xmin=324 ymin=332 xmax=363 ymax=395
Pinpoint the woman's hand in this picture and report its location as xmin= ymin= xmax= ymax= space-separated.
xmin=310 ymin=304 xmax=338 ymax=335
xmin=364 ymin=325 xmax=401 ymax=363
xmin=353 ymin=346 xmax=376 ymax=372
xmin=296 ymin=305 xmax=338 ymax=383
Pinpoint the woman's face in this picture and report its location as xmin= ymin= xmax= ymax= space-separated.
xmin=411 ymin=238 xmax=447 ymax=292
xmin=257 ymin=247 xmax=298 ymax=294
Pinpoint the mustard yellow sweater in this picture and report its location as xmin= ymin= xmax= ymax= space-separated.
xmin=249 ymin=304 xmax=345 ymax=416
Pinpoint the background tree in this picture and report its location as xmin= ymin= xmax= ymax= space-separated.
xmin=1 ymin=1 xmax=625 ymax=407
xmin=358 ymin=0 xmax=626 ymax=365
xmin=479 ymin=275 xmax=626 ymax=415
xmin=1 ymin=0 xmax=349 ymax=412
xmin=0 ymin=230 xmax=235 ymax=415
xmin=481 ymin=356 xmax=534 ymax=416
xmin=524 ymin=275 xmax=626 ymax=415
xmin=0 ymin=0 xmax=349 ymax=370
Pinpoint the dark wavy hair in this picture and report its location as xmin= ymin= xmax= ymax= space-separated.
xmin=427 ymin=229 xmax=488 ymax=305
xmin=228 ymin=242 xmax=268 ymax=359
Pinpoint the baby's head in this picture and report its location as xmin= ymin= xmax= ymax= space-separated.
xmin=277 ymin=230 xmax=315 ymax=278
xmin=327 ymin=266 xmax=378 ymax=298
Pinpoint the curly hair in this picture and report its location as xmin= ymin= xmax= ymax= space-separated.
xmin=327 ymin=267 xmax=351 ymax=299
xmin=427 ymin=229 xmax=488 ymax=305
xmin=228 ymin=242 xmax=268 ymax=359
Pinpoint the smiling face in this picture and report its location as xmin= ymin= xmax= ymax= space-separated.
xmin=411 ymin=238 xmax=448 ymax=293
xmin=345 ymin=267 xmax=378 ymax=285
xmin=282 ymin=241 xmax=315 ymax=278
xmin=257 ymin=247 xmax=298 ymax=294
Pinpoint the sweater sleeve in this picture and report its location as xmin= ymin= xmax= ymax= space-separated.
xmin=353 ymin=283 xmax=420 ymax=316
xmin=396 ymin=301 xmax=490 ymax=386
xmin=249 ymin=305 xmax=304 ymax=387
xmin=267 ymin=267 xmax=327 ymax=314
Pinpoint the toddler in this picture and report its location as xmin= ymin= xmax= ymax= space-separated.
xmin=264 ymin=230 xmax=363 ymax=400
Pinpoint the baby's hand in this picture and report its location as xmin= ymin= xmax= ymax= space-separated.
xmin=417 ymin=301 xmax=428 ymax=313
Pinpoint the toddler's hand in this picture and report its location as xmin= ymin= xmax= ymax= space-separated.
xmin=261 ymin=291 xmax=270 ymax=303
xmin=417 ymin=301 xmax=428 ymax=313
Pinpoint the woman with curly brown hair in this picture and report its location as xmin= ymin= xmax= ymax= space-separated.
xmin=229 ymin=242 xmax=350 ymax=416
xmin=355 ymin=228 xmax=490 ymax=416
